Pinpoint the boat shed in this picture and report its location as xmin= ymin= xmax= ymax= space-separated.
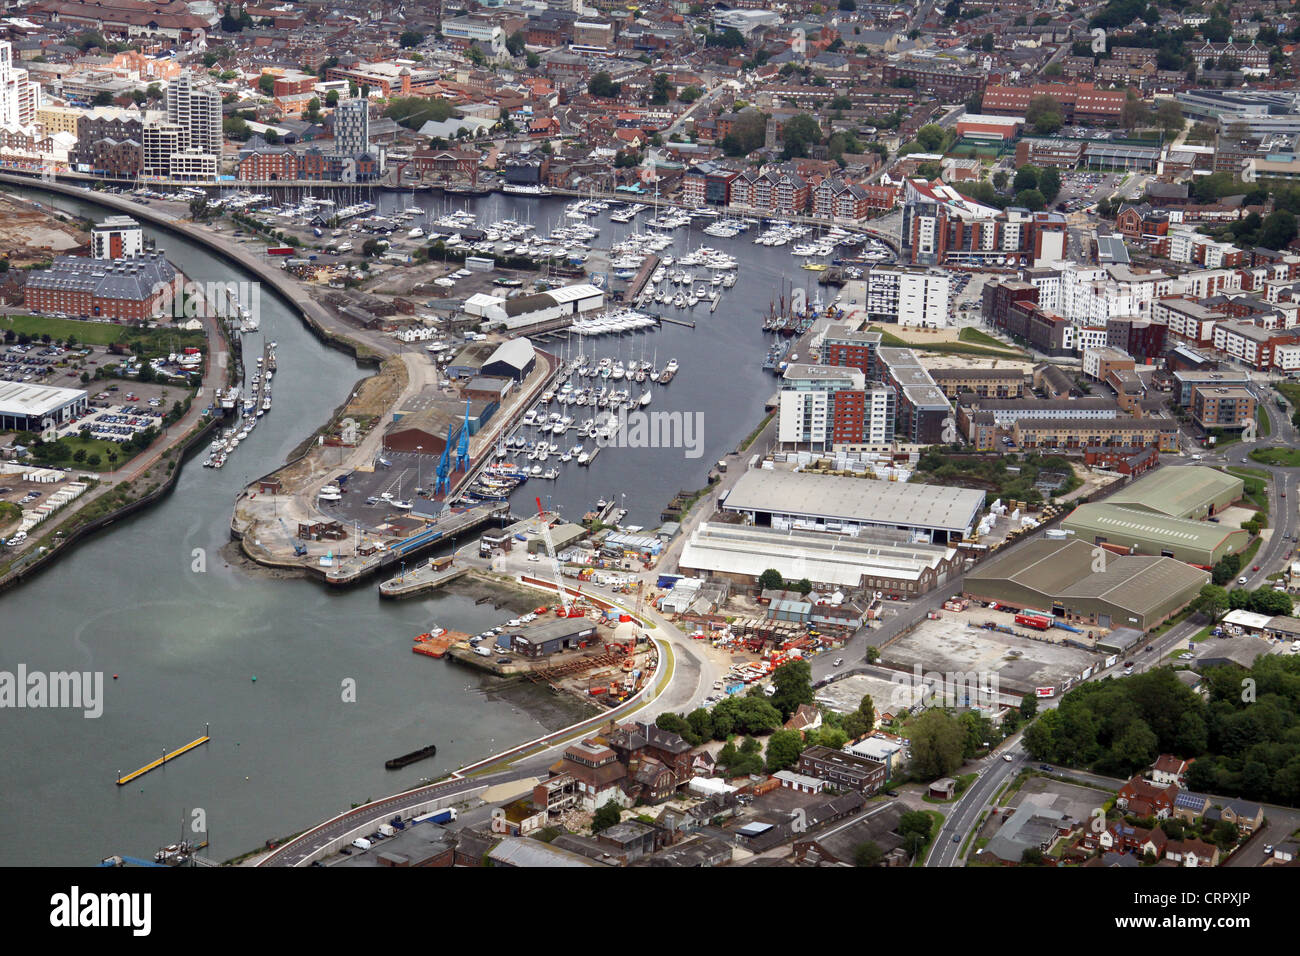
xmin=497 ymin=618 xmax=599 ymax=658
xmin=480 ymin=338 xmax=536 ymax=382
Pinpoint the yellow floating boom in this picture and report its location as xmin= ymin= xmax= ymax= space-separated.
xmin=116 ymin=735 xmax=210 ymax=786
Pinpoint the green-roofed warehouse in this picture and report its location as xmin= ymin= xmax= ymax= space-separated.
xmin=1105 ymin=466 xmax=1243 ymax=519
xmin=963 ymin=538 xmax=1209 ymax=631
xmin=1061 ymin=503 xmax=1249 ymax=567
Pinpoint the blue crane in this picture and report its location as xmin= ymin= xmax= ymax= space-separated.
xmin=454 ymin=399 xmax=471 ymax=473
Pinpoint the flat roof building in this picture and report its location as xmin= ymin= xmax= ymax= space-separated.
xmin=677 ymin=521 xmax=964 ymax=595
xmin=0 ymin=382 xmax=88 ymax=431
xmin=721 ymin=469 xmax=985 ymax=543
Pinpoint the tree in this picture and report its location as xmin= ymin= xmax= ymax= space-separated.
xmin=993 ymin=170 xmax=1009 ymax=191
xmin=909 ymin=710 xmax=966 ymax=778
xmin=506 ymin=30 xmax=526 ymax=57
xmin=1038 ymin=167 xmax=1062 ymax=203
xmin=1246 ymin=587 xmax=1293 ymax=616
xmin=257 ymin=73 xmax=275 ymax=95
xmin=589 ymin=72 xmax=621 ymax=98
xmin=1013 ymin=166 xmax=1039 ymax=192
xmin=758 ymin=568 xmax=784 ymax=591
xmin=915 ymin=123 xmax=946 ymax=152
xmin=591 ymin=800 xmax=622 ymax=833
xmin=92 ymin=91 xmax=115 ymax=106
xmin=399 ymin=30 xmax=425 ymax=49
xmin=853 ymin=840 xmax=884 ymax=867
xmin=1014 ymin=189 xmax=1046 ymax=211
xmin=838 ymin=0 xmax=857 ymax=9
xmin=981 ymin=33 xmax=995 ymax=53
xmin=765 ymin=729 xmax=804 ymax=771
xmin=1026 ymin=94 xmax=1063 ymax=134
xmin=650 ymin=73 xmax=671 ymax=106
xmin=1193 ymin=584 xmax=1229 ymax=624
xmin=1021 ymin=847 xmax=1045 ymax=865
xmin=865 ymin=645 xmax=880 ymax=664
xmin=770 ymin=659 xmax=814 ymax=720
xmin=1043 ymin=61 xmax=1064 ymax=77
xmin=526 ymin=52 xmax=540 ymax=69
xmin=781 ymin=113 xmax=822 ymax=160
xmin=1020 ymin=692 xmax=1038 ymax=720
xmin=325 ymin=89 xmax=339 ymax=107
xmin=1260 ymin=211 xmax=1298 ymax=251
xmin=1156 ymin=99 xmax=1184 ymax=134
xmin=706 ymin=27 xmax=746 ymax=49
xmin=898 ymin=810 xmax=933 ymax=859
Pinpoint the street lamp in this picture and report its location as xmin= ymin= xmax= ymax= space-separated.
xmin=417 ymin=445 xmax=423 ymax=489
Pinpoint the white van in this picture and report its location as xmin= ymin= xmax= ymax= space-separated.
xmin=351 ymin=837 xmax=372 ymax=851
xmin=474 ymin=646 xmax=492 ymax=657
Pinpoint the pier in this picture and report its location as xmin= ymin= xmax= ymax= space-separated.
xmin=618 ymin=252 xmax=660 ymax=304
xmin=658 ymin=315 xmax=695 ymax=328
xmin=378 ymin=556 xmax=472 ymax=598
xmin=117 ymin=732 xmax=210 ymax=786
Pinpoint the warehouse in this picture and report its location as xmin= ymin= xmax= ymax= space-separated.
xmin=468 ymin=283 xmax=604 ymax=332
xmin=496 ymin=618 xmax=599 ymax=658
xmin=0 ymin=382 xmax=88 ymax=432
xmin=721 ymin=470 xmax=985 ymax=543
xmin=677 ymin=522 xmax=964 ymax=596
xmin=1105 ymin=466 xmax=1242 ymax=519
xmin=963 ymin=538 xmax=1209 ymax=631
xmin=1061 ymin=502 xmax=1248 ymax=567
xmin=480 ymin=338 xmax=537 ymax=382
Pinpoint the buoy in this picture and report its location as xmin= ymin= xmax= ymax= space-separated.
xmin=251 ymin=676 xmax=257 ymax=682
xmin=113 ymin=674 xmax=118 ymax=680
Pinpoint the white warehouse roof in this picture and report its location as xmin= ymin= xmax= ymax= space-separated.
xmin=0 ymin=382 xmax=88 ymax=417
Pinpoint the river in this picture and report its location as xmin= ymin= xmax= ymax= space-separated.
xmin=0 ymin=186 xmax=851 ymax=864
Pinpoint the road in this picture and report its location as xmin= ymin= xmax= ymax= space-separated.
xmin=928 ymin=740 xmax=1027 ymax=866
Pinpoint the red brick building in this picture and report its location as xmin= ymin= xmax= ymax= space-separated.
xmin=25 ymin=252 xmax=180 ymax=322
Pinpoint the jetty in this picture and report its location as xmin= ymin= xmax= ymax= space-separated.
xmin=117 ymin=731 xmax=210 ymax=786
xmin=379 ymin=555 xmax=471 ymax=598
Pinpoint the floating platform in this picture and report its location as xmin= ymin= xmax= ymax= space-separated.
xmin=412 ymin=629 xmax=470 ymax=658
xmin=385 ymin=744 xmax=438 ymax=770
xmin=116 ymin=735 xmax=210 ymax=786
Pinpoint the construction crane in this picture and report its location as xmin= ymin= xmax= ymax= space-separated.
xmin=535 ymin=496 xmax=575 ymax=617
xmin=454 ymin=399 xmax=471 ymax=472
xmin=279 ymin=517 xmax=306 ymax=556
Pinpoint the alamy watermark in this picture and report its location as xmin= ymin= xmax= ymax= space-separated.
xmin=151 ymin=278 xmax=261 ymax=328
xmin=890 ymin=664 xmax=1000 ymax=711
xmin=593 ymin=408 xmax=705 ymax=459
xmin=0 ymin=665 xmax=103 ymax=718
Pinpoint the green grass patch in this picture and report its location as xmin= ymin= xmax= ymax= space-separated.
xmin=1240 ymin=536 xmax=1263 ymax=568
xmin=958 ymin=327 xmax=1012 ymax=349
xmin=1 ymin=313 xmax=204 ymax=358
xmin=913 ymin=449 xmax=1081 ymax=507
xmin=1258 ymin=406 xmax=1272 ymax=438
xmin=914 ymin=809 xmax=947 ymax=867
xmin=868 ymin=326 xmax=1026 ymax=360
xmin=1250 ymin=447 xmax=1300 ymax=467
xmin=739 ymin=412 xmax=774 ymax=453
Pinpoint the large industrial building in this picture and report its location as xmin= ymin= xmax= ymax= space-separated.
xmin=1061 ymin=503 xmax=1249 ymax=567
xmin=721 ymin=470 xmax=985 ymax=544
xmin=0 ymin=382 xmax=88 ymax=431
xmin=464 ymin=283 xmax=603 ymax=332
xmin=677 ymin=522 xmax=965 ymax=595
xmin=1105 ymin=466 xmax=1243 ymax=520
xmin=963 ymin=538 xmax=1209 ymax=631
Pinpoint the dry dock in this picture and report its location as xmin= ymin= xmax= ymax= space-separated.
xmin=379 ymin=556 xmax=471 ymax=598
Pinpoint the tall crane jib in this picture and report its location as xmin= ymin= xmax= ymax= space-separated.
xmin=535 ymin=496 xmax=573 ymax=617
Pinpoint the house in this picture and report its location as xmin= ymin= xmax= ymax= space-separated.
xmin=606 ymin=720 xmax=693 ymax=803
xmin=784 ymin=703 xmax=822 ymax=733
xmin=1116 ymin=774 xmax=1179 ymax=819
xmin=1172 ymin=790 xmax=1213 ymax=824
xmin=595 ymin=821 xmax=658 ymax=863
xmin=1151 ymin=754 xmax=1191 ymax=787
xmin=692 ymin=751 xmax=716 ymax=777
xmin=1208 ymin=799 xmax=1264 ymax=834
xmin=543 ymin=738 xmax=630 ymax=811
xmin=1271 ymin=842 xmax=1298 ymax=863
xmin=1164 ymin=837 xmax=1220 ymax=867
